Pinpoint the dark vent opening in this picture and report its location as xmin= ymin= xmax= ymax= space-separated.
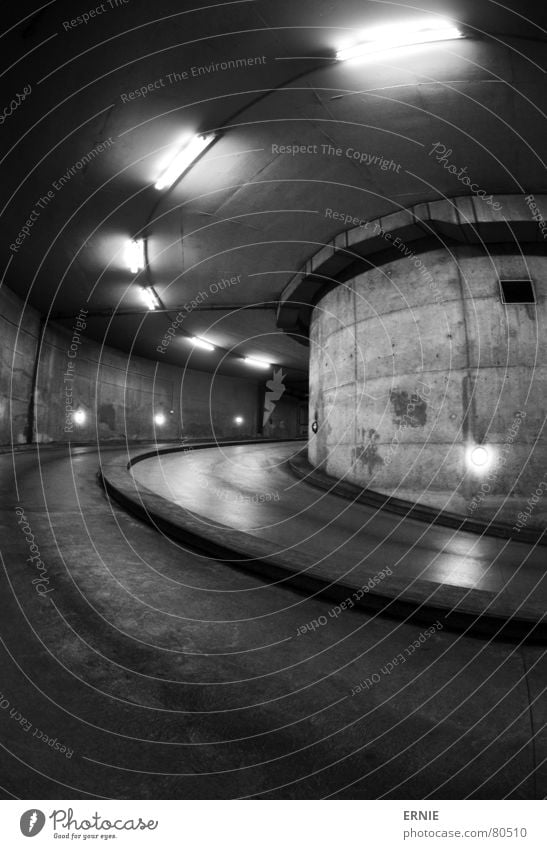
xmin=499 ymin=279 xmax=536 ymax=304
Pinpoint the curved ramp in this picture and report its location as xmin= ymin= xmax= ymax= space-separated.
xmin=102 ymin=441 xmax=547 ymax=642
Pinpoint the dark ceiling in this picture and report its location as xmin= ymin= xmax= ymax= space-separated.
xmin=1 ymin=0 xmax=545 ymax=385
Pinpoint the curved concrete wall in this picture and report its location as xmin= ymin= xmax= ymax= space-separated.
xmin=308 ymin=245 xmax=547 ymax=529
xmin=0 ymin=285 xmax=261 ymax=445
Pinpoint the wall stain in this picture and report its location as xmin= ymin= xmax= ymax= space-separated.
xmin=98 ymin=403 xmax=116 ymax=431
xmin=389 ymin=390 xmax=427 ymax=428
xmin=353 ymin=428 xmax=384 ymax=475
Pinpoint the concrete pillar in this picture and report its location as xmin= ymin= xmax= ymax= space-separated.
xmin=308 ymin=244 xmax=546 ymax=529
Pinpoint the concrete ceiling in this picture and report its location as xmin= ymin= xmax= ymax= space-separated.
xmin=1 ymin=0 xmax=545 ymax=385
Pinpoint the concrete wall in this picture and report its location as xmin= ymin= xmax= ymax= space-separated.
xmin=309 ymin=245 xmax=547 ymax=529
xmin=262 ymin=395 xmax=306 ymax=439
xmin=0 ymin=285 xmax=39 ymax=445
xmin=1 ymin=284 xmax=262 ymax=445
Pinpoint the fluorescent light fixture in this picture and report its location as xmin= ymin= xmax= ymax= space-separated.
xmin=234 ymin=416 xmax=244 ymax=425
xmin=73 ymin=409 xmax=86 ymax=425
xmin=154 ymin=413 xmax=166 ymax=426
xmin=124 ymin=238 xmax=145 ymax=273
xmin=190 ymin=336 xmax=215 ymax=352
xmin=244 ymin=357 xmax=270 ymax=369
xmin=139 ymin=287 xmax=160 ymax=310
xmin=336 ymin=18 xmax=463 ymax=61
xmin=155 ymin=133 xmax=216 ymax=190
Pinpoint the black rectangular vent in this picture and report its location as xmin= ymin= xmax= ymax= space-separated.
xmin=499 ymin=279 xmax=536 ymax=304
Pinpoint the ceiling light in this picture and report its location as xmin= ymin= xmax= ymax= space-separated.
xmin=244 ymin=357 xmax=270 ymax=369
xmin=190 ymin=337 xmax=215 ymax=352
xmin=234 ymin=416 xmax=244 ymax=425
xmin=124 ymin=238 xmax=145 ymax=273
xmin=336 ymin=18 xmax=463 ymax=61
xmin=154 ymin=413 xmax=166 ymax=426
xmin=155 ymin=134 xmax=216 ymax=190
xmin=140 ymin=287 xmax=160 ymax=310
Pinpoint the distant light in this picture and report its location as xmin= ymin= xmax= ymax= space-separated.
xmin=124 ymin=238 xmax=145 ymax=273
xmin=140 ymin=287 xmax=160 ymax=310
xmin=190 ymin=336 xmax=215 ymax=352
xmin=73 ymin=409 xmax=86 ymax=425
xmin=234 ymin=416 xmax=244 ymax=425
xmin=154 ymin=413 xmax=166 ymax=426
xmin=244 ymin=357 xmax=270 ymax=369
xmin=155 ymin=134 xmax=216 ymax=190
xmin=336 ymin=18 xmax=463 ymax=61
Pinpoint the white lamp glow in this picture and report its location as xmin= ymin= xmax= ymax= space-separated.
xmin=470 ymin=446 xmax=489 ymax=466
xmin=140 ymin=287 xmax=160 ymax=310
xmin=234 ymin=416 xmax=244 ymax=425
xmin=155 ymin=134 xmax=216 ymax=190
xmin=73 ymin=409 xmax=86 ymax=425
xmin=190 ymin=337 xmax=215 ymax=352
xmin=154 ymin=413 xmax=166 ymax=426
xmin=336 ymin=18 xmax=463 ymax=61
xmin=466 ymin=444 xmax=494 ymax=472
xmin=124 ymin=238 xmax=145 ymax=273
xmin=244 ymin=357 xmax=270 ymax=369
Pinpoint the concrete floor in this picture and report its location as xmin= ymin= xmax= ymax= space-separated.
xmin=130 ymin=442 xmax=547 ymax=614
xmin=0 ymin=445 xmax=546 ymax=798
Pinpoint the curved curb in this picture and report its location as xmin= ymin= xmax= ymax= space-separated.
xmin=99 ymin=441 xmax=547 ymax=643
xmin=288 ymin=450 xmax=547 ymax=547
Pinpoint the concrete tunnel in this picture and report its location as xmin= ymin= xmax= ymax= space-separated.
xmin=0 ymin=0 xmax=546 ymax=809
